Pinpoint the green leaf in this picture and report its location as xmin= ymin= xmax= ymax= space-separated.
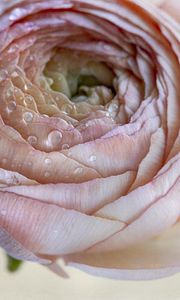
xmin=7 ymin=255 xmax=23 ymax=272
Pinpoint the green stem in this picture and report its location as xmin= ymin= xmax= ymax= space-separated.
xmin=7 ymin=255 xmax=23 ymax=272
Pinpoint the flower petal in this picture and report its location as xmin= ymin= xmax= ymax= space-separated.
xmin=0 ymin=191 xmax=125 ymax=255
xmin=66 ymin=221 xmax=180 ymax=280
xmin=1 ymin=171 xmax=136 ymax=214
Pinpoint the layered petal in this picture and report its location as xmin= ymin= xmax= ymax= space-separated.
xmin=0 ymin=0 xmax=179 ymax=281
xmin=66 ymin=222 xmax=180 ymax=280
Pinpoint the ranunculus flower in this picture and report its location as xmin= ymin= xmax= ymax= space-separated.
xmin=0 ymin=0 xmax=179 ymax=280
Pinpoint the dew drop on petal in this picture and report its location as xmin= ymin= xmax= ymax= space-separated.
xmin=7 ymin=101 xmax=16 ymax=112
xmin=6 ymin=178 xmax=13 ymax=185
xmin=46 ymin=78 xmax=54 ymax=86
xmin=29 ymin=55 xmax=34 ymax=61
xmin=105 ymin=111 xmax=110 ymax=117
xmin=48 ymin=130 xmax=62 ymax=147
xmin=62 ymin=144 xmax=70 ymax=150
xmin=23 ymin=111 xmax=33 ymax=123
xmin=44 ymin=158 xmax=52 ymax=165
xmin=108 ymin=103 xmax=119 ymax=113
xmin=14 ymin=88 xmax=19 ymax=94
xmin=9 ymin=8 xmax=25 ymax=21
xmin=11 ymin=71 xmax=18 ymax=78
xmin=27 ymin=135 xmax=37 ymax=145
xmin=44 ymin=171 xmax=50 ymax=178
xmin=6 ymin=88 xmax=13 ymax=98
xmin=103 ymin=44 xmax=112 ymax=51
xmin=25 ymin=95 xmax=33 ymax=104
xmin=74 ymin=167 xmax=83 ymax=175
xmin=0 ymin=69 xmax=8 ymax=82
xmin=83 ymin=122 xmax=89 ymax=128
xmin=61 ymin=104 xmax=73 ymax=114
xmin=8 ymin=44 xmax=18 ymax=54
xmin=27 ymin=161 xmax=33 ymax=167
xmin=55 ymin=96 xmax=60 ymax=101
xmin=24 ymin=84 xmax=28 ymax=91
xmin=89 ymin=155 xmax=97 ymax=162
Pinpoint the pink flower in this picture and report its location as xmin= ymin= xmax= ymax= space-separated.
xmin=0 ymin=0 xmax=179 ymax=280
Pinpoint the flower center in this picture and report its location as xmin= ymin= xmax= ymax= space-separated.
xmin=43 ymin=49 xmax=115 ymax=106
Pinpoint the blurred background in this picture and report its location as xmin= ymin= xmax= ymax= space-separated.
xmin=1 ymin=249 xmax=180 ymax=300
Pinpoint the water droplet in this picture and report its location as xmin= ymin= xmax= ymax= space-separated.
xmin=24 ymin=84 xmax=28 ymax=91
xmin=11 ymin=71 xmax=18 ymax=78
xmin=25 ymin=95 xmax=33 ymax=104
xmin=28 ymin=37 xmax=34 ymax=44
xmin=46 ymin=78 xmax=53 ymax=85
xmin=23 ymin=111 xmax=33 ymax=123
xmin=42 ymin=114 xmax=49 ymax=118
xmin=27 ymin=161 xmax=33 ymax=167
xmin=44 ymin=171 xmax=50 ymax=178
xmin=74 ymin=167 xmax=83 ymax=175
xmin=8 ymin=44 xmax=18 ymax=54
xmin=61 ymin=104 xmax=73 ymax=114
xmin=89 ymin=155 xmax=97 ymax=162
xmin=44 ymin=158 xmax=52 ymax=165
xmin=106 ymin=103 xmax=119 ymax=118
xmin=6 ymin=178 xmax=13 ymax=185
xmin=29 ymin=55 xmax=34 ymax=61
xmin=27 ymin=135 xmax=37 ymax=145
xmin=1 ymin=209 xmax=7 ymax=216
xmin=13 ymin=177 xmax=20 ymax=185
xmin=6 ymin=88 xmax=13 ymax=98
xmin=108 ymin=103 xmax=119 ymax=113
xmin=2 ymin=158 xmax=7 ymax=164
xmin=0 ymin=69 xmax=8 ymax=82
xmin=9 ymin=8 xmax=25 ymax=21
xmin=84 ymin=122 xmax=90 ymax=128
xmin=103 ymin=44 xmax=112 ymax=51
xmin=7 ymin=101 xmax=16 ymax=112
xmin=55 ymin=96 xmax=60 ymax=101
xmin=14 ymin=87 xmax=19 ymax=94
xmin=62 ymin=144 xmax=70 ymax=150
xmin=48 ymin=130 xmax=62 ymax=147
xmin=105 ymin=111 xmax=110 ymax=117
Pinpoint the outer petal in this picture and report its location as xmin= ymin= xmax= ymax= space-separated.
xmin=0 ymin=191 xmax=125 ymax=256
xmin=96 ymin=154 xmax=180 ymax=223
xmin=1 ymin=171 xmax=136 ymax=214
xmin=0 ymin=227 xmax=50 ymax=264
xmin=65 ymin=222 xmax=180 ymax=280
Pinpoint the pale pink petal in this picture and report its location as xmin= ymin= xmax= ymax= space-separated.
xmin=64 ymin=117 xmax=160 ymax=177
xmin=129 ymin=128 xmax=165 ymax=190
xmin=0 ymin=168 xmax=37 ymax=187
xmin=2 ymin=171 xmax=136 ymax=214
xmin=0 ymin=0 xmax=179 ymax=281
xmin=66 ymin=222 xmax=180 ymax=280
xmin=90 ymin=176 xmax=180 ymax=252
xmin=96 ymin=154 xmax=180 ymax=223
xmin=0 ymin=227 xmax=50 ymax=264
xmin=0 ymin=191 xmax=124 ymax=255
xmin=0 ymin=125 xmax=99 ymax=184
